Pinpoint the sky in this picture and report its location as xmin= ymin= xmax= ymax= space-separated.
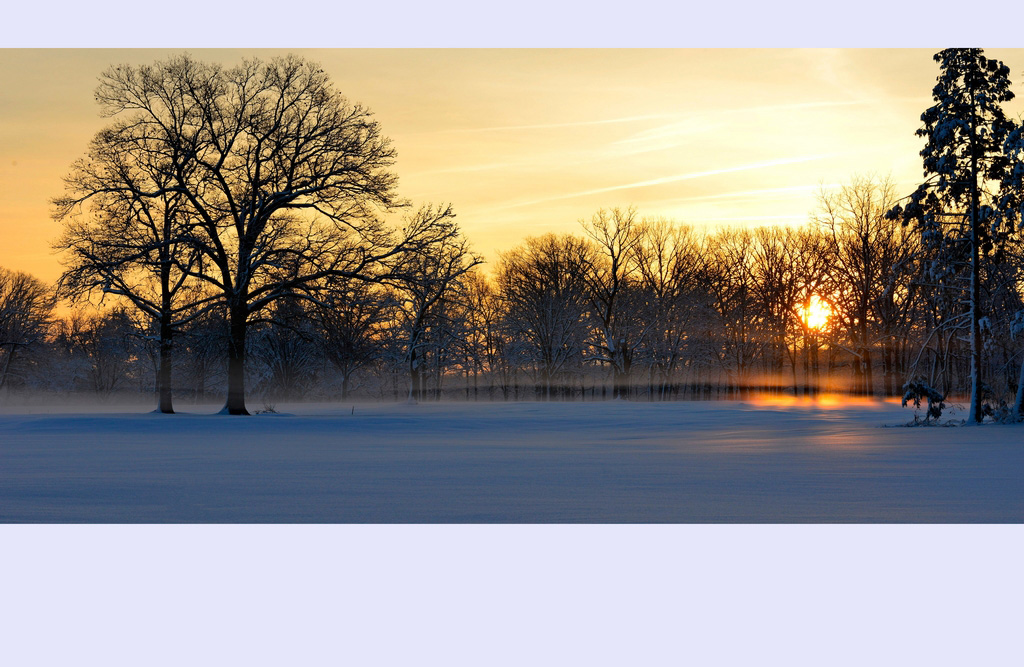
xmin=3 ymin=48 xmax=1024 ymax=284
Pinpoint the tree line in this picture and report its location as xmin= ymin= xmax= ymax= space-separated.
xmin=4 ymin=189 xmax=1023 ymax=412
xmin=2 ymin=49 xmax=1024 ymax=420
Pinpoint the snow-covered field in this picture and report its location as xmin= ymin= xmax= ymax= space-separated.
xmin=1 ymin=399 xmax=1022 ymax=522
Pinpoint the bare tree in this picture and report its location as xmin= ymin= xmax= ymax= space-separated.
xmin=0 ymin=268 xmax=54 ymax=391
xmin=314 ymin=278 xmax=395 ymax=401
xmin=82 ymin=54 xmax=459 ymax=414
xmin=631 ymin=220 xmax=710 ymax=399
xmin=813 ymin=176 xmax=903 ymax=395
xmin=463 ymin=272 xmax=523 ymax=400
xmin=497 ymin=234 xmax=592 ymax=400
xmin=748 ymin=226 xmax=805 ymax=395
xmin=176 ymin=301 xmax=226 ymax=403
xmin=54 ymin=125 xmax=212 ymax=413
xmin=580 ymin=207 xmax=649 ymax=399
xmin=460 ymin=271 xmax=500 ymax=399
xmin=388 ymin=209 xmax=481 ymax=402
xmin=53 ymin=308 xmax=146 ymax=395
xmin=791 ymin=225 xmax=836 ymax=396
xmin=249 ymin=299 xmax=321 ymax=403
xmin=703 ymin=228 xmax=761 ymax=398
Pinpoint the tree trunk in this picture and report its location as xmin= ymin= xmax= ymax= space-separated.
xmin=881 ymin=339 xmax=894 ymax=397
xmin=790 ymin=344 xmax=799 ymax=397
xmin=968 ymin=89 xmax=984 ymax=424
xmin=408 ymin=347 xmax=419 ymax=402
xmin=613 ymin=367 xmax=626 ymax=400
xmin=802 ymin=331 xmax=810 ymax=397
xmin=852 ymin=349 xmax=864 ymax=396
xmin=0 ymin=346 xmax=16 ymax=391
xmin=1014 ymin=355 xmax=1024 ymax=419
xmin=223 ymin=303 xmax=249 ymax=415
xmin=812 ymin=339 xmax=820 ymax=397
xmin=156 ymin=312 xmax=174 ymax=414
xmin=154 ymin=239 xmax=176 ymax=413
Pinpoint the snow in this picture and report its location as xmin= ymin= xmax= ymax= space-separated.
xmin=2 ymin=406 xmax=1023 ymax=666
xmin=2 ymin=398 xmax=1022 ymax=522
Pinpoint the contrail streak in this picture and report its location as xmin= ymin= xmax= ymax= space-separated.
xmin=439 ymin=114 xmax=676 ymax=134
xmin=675 ymin=183 xmax=841 ymax=202
xmin=436 ymin=100 xmax=876 ymax=136
xmin=507 ymin=154 xmax=837 ymax=208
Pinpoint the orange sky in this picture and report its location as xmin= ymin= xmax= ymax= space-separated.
xmin=3 ymin=48 xmax=1024 ymax=285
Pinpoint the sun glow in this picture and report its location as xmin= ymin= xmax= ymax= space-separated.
xmin=801 ymin=295 xmax=831 ymax=331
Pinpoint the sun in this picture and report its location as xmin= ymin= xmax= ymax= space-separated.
xmin=801 ymin=295 xmax=831 ymax=331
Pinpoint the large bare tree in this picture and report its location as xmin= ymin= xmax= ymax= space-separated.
xmin=62 ymin=54 xmax=456 ymax=414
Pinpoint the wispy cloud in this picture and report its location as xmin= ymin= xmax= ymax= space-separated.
xmin=605 ymin=100 xmax=880 ymax=157
xmin=721 ymin=99 xmax=875 ymax=116
xmin=506 ymin=154 xmax=839 ymax=209
xmin=410 ymin=160 xmax=521 ymax=176
xmin=431 ymin=114 xmax=677 ymax=134
xmin=606 ymin=120 xmax=724 ymax=156
xmin=697 ymin=215 xmax=805 ymax=222
xmin=674 ymin=183 xmax=841 ymax=203
xmin=434 ymin=100 xmax=879 ymax=137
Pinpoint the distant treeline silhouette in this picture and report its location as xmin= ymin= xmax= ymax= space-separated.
xmin=3 ymin=193 xmax=1023 ymax=410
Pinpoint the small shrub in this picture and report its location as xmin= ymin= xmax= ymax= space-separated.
xmin=989 ymin=400 xmax=1022 ymax=424
xmin=902 ymin=380 xmax=946 ymax=424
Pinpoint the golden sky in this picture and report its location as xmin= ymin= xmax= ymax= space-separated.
xmin=3 ymin=48 xmax=1024 ymax=284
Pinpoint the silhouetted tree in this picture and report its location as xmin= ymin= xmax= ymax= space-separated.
xmin=497 ymin=234 xmax=592 ymax=400
xmin=580 ymin=207 xmax=648 ymax=399
xmin=704 ymin=228 xmax=761 ymax=397
xmin=998 ymin=107 xmax=1024 ymax=415
xmin=0 ymin=268 xmax=54 ymax=391
xmin=54 ymin=125 xmax=212 ymax=413
xmin=749 ymin=226 xmax=805 ymax=395
xmin=631 ymin=221 xmax=710 ymax=399
xmin=85 ymin=54 xmax=458 ymax=414
xmin=56 ymin=308 xmax=146 ymax=394
xmin=250 ymin=299 xmax=321 ymax=402
xmin=887 ymin=48 xmax=1017 ymax=422
xmin=315 ymin=278 xmax=395 ymax=400
xmin=813 ymin=176 xmax=904 ymax=395
xmin=388 ymin=208 xmax=480 ymax=402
